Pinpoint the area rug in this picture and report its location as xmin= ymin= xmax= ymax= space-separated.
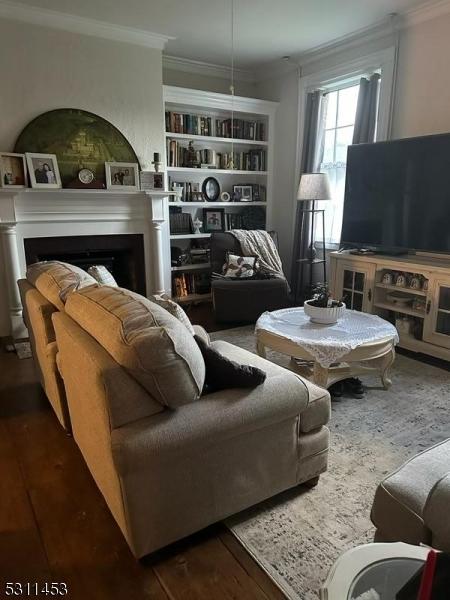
xmin=211 ymin=326 xmax=450 ymax=600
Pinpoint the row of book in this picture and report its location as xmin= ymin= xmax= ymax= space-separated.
xmin=165 ymin=112 xmax=212 ymax=136
xmin=165 ymin=112 xmax=265 ymax=141
xmin=225 ymin=213 xmax=258 ymax=230
xmin=215 ymin=118 xmax=265 ymax=141
xmin=172 ymin=272 xmax=211 ymax=299
xmin=169 ymin=211 xmax=193 ymax=234
xmin=166 ymin=140 xmax=266 ymax=171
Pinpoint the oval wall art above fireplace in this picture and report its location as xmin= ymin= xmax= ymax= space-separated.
xmin=14 ymin=108 xmax=140 ymax=189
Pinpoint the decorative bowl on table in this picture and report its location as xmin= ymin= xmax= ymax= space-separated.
xmin=303 ymin=299 xmax=346 ymax=324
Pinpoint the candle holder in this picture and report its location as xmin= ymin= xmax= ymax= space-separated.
xmin=152 ymin=152 xmax=162 ymax=173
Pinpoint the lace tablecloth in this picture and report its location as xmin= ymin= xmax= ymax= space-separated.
xmin=256 ymin=308 xmax=398 ymax=368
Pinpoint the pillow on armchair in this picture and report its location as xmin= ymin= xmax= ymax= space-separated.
xmin=223 ymin=253 xmax=259 ymax=279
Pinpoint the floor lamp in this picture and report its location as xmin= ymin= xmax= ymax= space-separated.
xmin=295 ymin=172 xmax=331 ymax=301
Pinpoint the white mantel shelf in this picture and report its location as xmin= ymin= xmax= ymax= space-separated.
xmin=0 ymin=188 xmax=177 ymax=224
xmin=0 ymin=188 xmax=177 ymax=339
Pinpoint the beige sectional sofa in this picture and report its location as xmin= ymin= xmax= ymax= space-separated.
xmin=18 ymin=262 xmax=331 ymax=557
xmin=17 ymin=261 xmax=97 ymax=430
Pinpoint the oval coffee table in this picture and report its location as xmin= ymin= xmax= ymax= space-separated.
xmin=256 ymin=307 xmax=398 ymax=390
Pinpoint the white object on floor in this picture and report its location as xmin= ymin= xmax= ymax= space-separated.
xmin=15 ymin=341 xmax=32 ymax=359
xmin=351 ymin=589 xmax=380 ymax=600
xmin=321 ymin=542 xmax=428 ymax=600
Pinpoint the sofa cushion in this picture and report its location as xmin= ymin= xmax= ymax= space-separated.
xmin=151 ymin=293 xmax=195 ymax=335
xmin=26 ymin=261 xmax=97 ymax=311
xmin=64 ymin=285 xmax=205 ymax=408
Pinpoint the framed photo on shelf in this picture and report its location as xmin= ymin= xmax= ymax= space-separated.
xmin=203 ymin=208 xmax=225 ymax=232
xmin=233 ymin=184 xmax=253 ymax=202
xmin=105 ymin=162 xmax=139 ymax=191
xmin=25 ymin=152 xmax=61 ymax=189
xmin=140 ymin=170 xmax=164 ymax=190
xmin=0 ymin=152 xmax=27 ymax=188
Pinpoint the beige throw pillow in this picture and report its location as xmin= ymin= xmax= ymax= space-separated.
xmin=151 ymin=293 xmax=195 ymax=335
xmin=87 ymin=265 xmax=118 ymax=287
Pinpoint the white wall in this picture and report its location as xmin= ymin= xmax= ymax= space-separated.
xmin=392 ymin=12 xmax=450 ymax=139
xmin=254 ymin=69 xmax=300 ymax=277
xmin=0 ymin=18 xmax=165 ymax=336
xmin=163 ymin=67 xmax=257 ymax=97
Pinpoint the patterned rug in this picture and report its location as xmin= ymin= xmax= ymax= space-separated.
xmin=211 ymin=326 xmax=450 ymax=600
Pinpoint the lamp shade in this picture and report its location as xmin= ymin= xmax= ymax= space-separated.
xmin=297 ymin=173 xmax=331 ymax=202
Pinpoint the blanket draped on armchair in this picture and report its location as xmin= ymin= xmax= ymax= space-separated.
xmin=228 ymin=230 xmax=287 ymax=283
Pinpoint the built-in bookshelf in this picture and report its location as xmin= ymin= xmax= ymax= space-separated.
xmin=162 ymin=85 xmax=277 ymax=303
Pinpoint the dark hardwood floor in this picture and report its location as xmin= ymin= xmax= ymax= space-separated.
xmin=0 ymin=338 xmax=285 ymax=600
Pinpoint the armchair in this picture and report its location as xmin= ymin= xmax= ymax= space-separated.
xmin=210 ymin=231 xmax=290 ymax=323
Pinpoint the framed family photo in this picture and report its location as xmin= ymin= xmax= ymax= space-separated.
xmin=26 ymin=153 xmax=61 ymax=188
xmin=203 ymin=208 xmax=225 ymax=232
xmin=105 ymin=162 xmax=139 ymax=191
xmin=233 ymin=185 xmax=253 ymax=202
xmin=0 ymin=152 xmax=27 ymax=188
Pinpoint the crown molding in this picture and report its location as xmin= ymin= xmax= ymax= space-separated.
xmin=162 ymin=54 xmax=256 ymax=83
xmin=0 ymin=0 xmax=174 ymax=49
xmin=254 ymin=0 xmax=450 ymax=82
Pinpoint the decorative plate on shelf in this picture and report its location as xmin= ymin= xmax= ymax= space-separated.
xmin=14 ymin=108 xmax=140 ymax=188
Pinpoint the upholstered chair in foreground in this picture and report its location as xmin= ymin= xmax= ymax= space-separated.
xmin=371 ymin=439 xmax=450 ymax=552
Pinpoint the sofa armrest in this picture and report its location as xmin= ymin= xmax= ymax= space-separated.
xmin=112 ymin=371 xmax=309 ymax=475
xmin=423 ymin=472 xmax=450 ymax=551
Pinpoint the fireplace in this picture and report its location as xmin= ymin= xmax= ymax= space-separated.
xmin=24 ymin=234 xmax=146 ymax=295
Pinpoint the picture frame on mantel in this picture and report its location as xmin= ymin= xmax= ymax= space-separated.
xmin=26 ymin=152 xmax=62 ymax=189
xmin=105 ymin=162 xmax=139 ymax=191
xmin=0 ymin=152 xmax=27 ymax=188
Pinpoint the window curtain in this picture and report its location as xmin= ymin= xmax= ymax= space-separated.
xmin=291 ymin=90 xmax=327 ymax=302
xmin=352 ymin=73 xmax=381 ymax=144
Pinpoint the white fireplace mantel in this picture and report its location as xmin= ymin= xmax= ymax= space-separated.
xmin=0 ymin=188 xmax=176 ymax=338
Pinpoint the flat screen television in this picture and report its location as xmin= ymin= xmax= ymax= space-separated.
xmin=341 ymin=132 xmax=450 ymax=254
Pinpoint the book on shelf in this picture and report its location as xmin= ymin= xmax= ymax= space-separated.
xmin=166 ymin=139 xmax=266 ymax=171
xmin=169 ymin=209 xmax=194 ymax=234
xmin=165 ymin=111 xmax=212 ymax=136
xmin=225 ymin=213 xmax=245 ymax=230
xmin=215 ymin=118 xmax=265 ymax=141
xmin=172 ymin=272 xmax=211 ymax=299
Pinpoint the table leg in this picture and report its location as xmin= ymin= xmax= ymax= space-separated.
xmin=379 ymin=347 xmax=395 ymax=390
xmin=313 ymin=363 xmax=329 ymax=389
xmin=256 ymin=339 xmax=267 ymax=358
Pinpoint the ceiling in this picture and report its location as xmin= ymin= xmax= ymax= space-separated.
xmin=11 ymin=0 xmax=433 ymax=69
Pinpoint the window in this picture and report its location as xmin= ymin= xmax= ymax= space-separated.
xmin=318 ymin=84 xmax=360 ymax=245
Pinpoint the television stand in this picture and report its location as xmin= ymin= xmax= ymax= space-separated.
xmin=349 ymin=248 xmax=376 ymax=256
xmin=329 ymin=250 xmax=450 ymax=362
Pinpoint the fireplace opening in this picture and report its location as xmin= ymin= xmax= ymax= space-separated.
xmin=24 ymin=234 xmax=146 ymax=295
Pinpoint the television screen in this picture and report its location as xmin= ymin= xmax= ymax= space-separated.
xmin=341 ymin=133 xmax=450 ymax=254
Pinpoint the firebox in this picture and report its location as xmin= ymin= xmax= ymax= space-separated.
xmin=24 ymin=234 xmax=146 ymax=295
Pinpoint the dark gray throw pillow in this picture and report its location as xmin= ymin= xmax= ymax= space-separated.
xmin=194 ymin=335 xmax=266 ymax=393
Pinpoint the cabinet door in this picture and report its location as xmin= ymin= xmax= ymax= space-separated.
xmin=423 ymin=278 xmax=450 ymax=349
xmin=334 ymin=261 xmax=375 ymax=312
